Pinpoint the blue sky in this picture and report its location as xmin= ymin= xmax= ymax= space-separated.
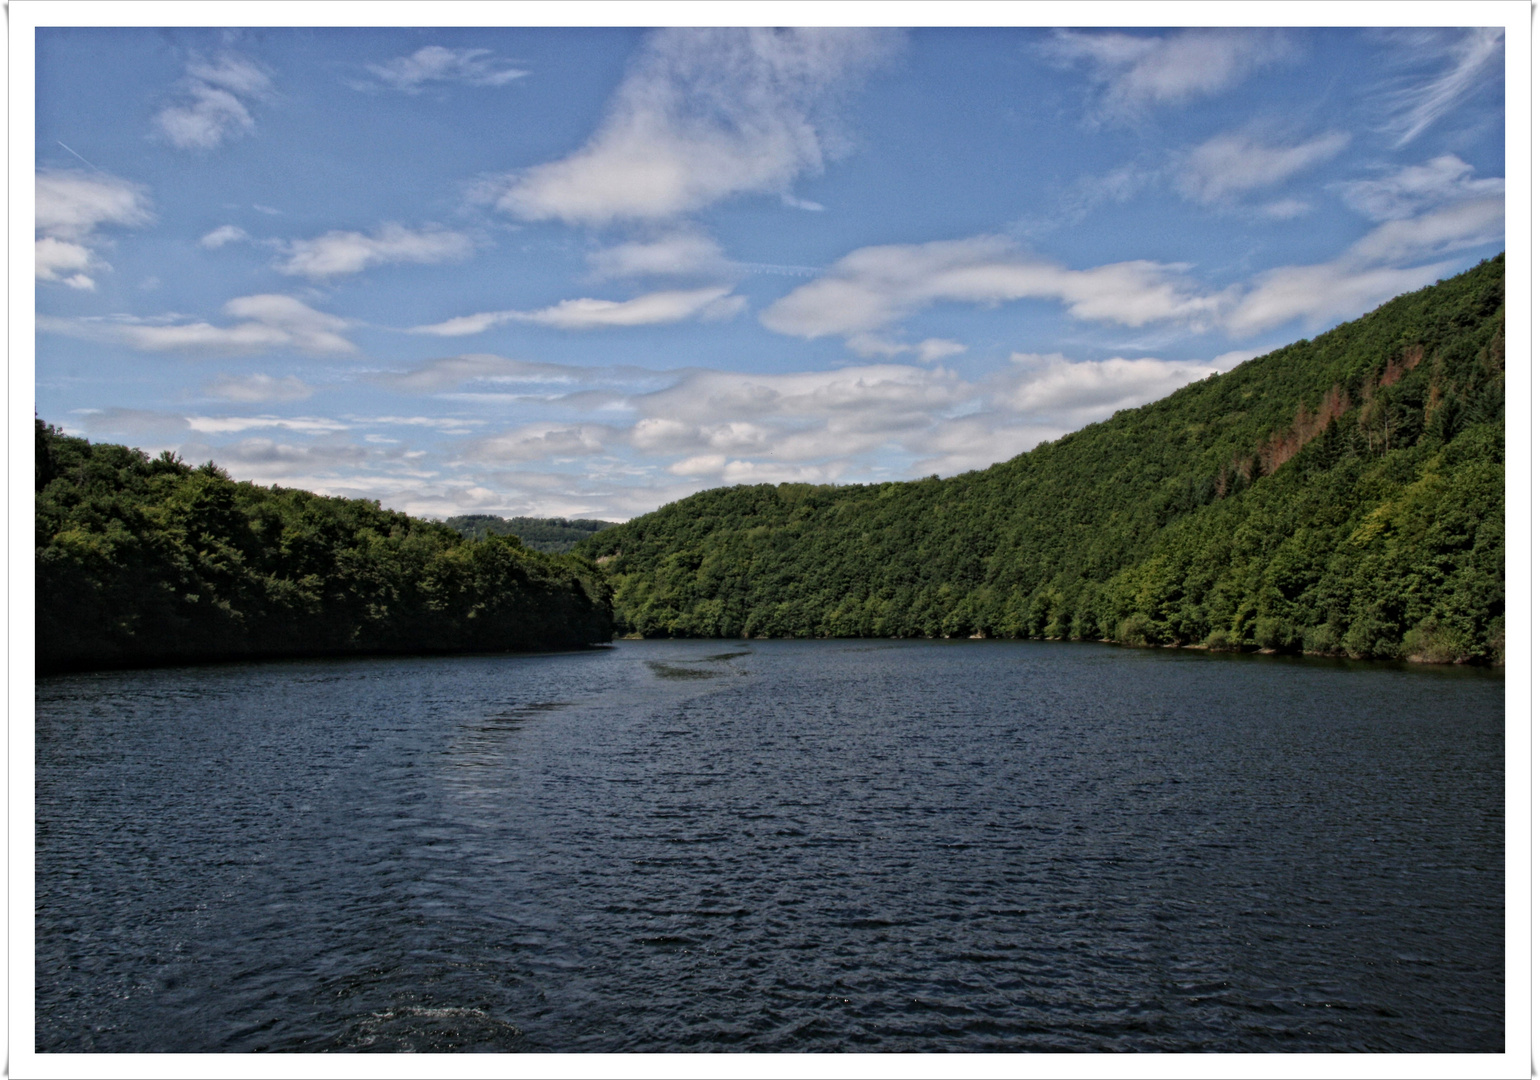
xmin=33 ymin=20 xmax=1507 ymax=521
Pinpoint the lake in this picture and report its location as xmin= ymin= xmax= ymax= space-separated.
xmin=34 ymin=639 xmax=1504 ymax=1053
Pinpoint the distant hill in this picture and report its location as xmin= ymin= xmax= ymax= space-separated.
xmin=35 ymin=427 xmax=614 ymax=674
xmin=578 ymin=255 xmax=1504 ymax=664
xmin=445 ymin=514 xmax=619 ymax=554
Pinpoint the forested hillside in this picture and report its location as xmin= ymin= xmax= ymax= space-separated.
xmin=445 ymin=514 xmax=618 ymax=553
xmin=36 ymin=424 xmax=613 ymax=674
xmin=578 ymin=256 xmax=1504 ymax=664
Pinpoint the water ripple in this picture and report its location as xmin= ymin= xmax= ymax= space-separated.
xmin=35 ymin=640 xmax=1503 ymax=1052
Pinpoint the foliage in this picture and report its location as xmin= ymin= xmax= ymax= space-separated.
xmin=445 ymin=514 xmax=618 ymax=553
xmin=36 ymin=428 xmax=613 ymax=673
xmin=579 ymin=256 xmax=1504 ymax=664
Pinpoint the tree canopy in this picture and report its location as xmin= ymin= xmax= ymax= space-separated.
xmin=579 ymin=256 xmax=1504 ymax=664
xmin=445 ymin=514 xmax=618 ymax=554
xmin=36 ymin=426 xmax=613 ymax=674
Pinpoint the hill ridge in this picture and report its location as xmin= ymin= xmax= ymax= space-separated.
xmin=579 ymin=255 xmax=1504 ymax=664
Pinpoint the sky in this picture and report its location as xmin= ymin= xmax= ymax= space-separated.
xmin=31 ymin=19 xmax=1508 ymax=522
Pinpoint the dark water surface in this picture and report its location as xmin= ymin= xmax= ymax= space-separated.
xmin=36 ymin=639 xmax=1503 ymax=1053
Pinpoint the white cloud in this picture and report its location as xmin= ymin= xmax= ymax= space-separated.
xmin=180 ymin=438 xmax=413 ymax=496
xmin=761 ymin=236 xmax=1221 ymax=344
xmin=186 ymin=414 xmax=350 ymax=435
xmin=587 ymin=231 xmax=730 ymax=278
xmin=86 ymin=344 xmax=1249 ymax=521
xmin=39 ymin=294 xmax=356 ymax=356
xmin=766 ymin=190 xmax=1502 ymax=346
xmin=405 ymin=311 xmax=517 ymax=338
xmin=627 ymin=363 xmax=966 ymax=471
xmin=615 ymin=350 xmax=1236 ymax=481
xmin=492 ymin=28 xmax=900 ymax=225
xmin=846 ymin=333 xmax=967 ymax=363
xmin=67 ymin=407 xmax=192 ymax=444
xmin=1224 ymin=192 xmax=1501 ymax=336
xmin=1226 ymin=262 xmax=1451 ymax=337
xmin=1211 ymin=349 xmax=1268 ymax=370
xmin=1339 ymin=155 xmax=1504 ymax=220
xmin=200 ymin=224 xmax=250 ymax=249
xmin=364 ymin=46 xmax=528 ymax=92
xmin=357 ymin=415 xmax=489 ymax=432
xmin=1001 ymin=353 xmax=1222 ymax=426
xmin=35 ymin=169 xmax=154 ymax=288
xmin=202 ymin=438 xmax=372 ymax=470
xmin=1218 ymin=155 xmax=1503 ymax=335
xmin=1047 ymin=29 xmax=1291 ymax=118
xmin=154 ymin=53 xmax=272 ymax=150
xmin=516 ymin=288 xmax=745 ymax=330
xmin=203 ymin=373 xmax=314 ymax=403
xmin=37 ymin=170 xmax=153 ymax=239
xmin=156 ymin=85 xmax=253 ymax=149
xmin=916 ymin=338 xmax=968 ymax=363
xmin=374 ymin=353 xmax=588 ymax=394
xmin=1381 ymin=29 xmax=1503 ymax=147
xmin=632 ymin=416 xmax=775 ymax=455
xmin=781 ymin=194 xmax=825 ymax=212
xmin=1177 ymin=131 xmax=1349 ymax=205
xmin=1344 ymin=196 xmax=1504 ymax=265
xmin=411 ymin=286 xmax=744 ymax=335
xmin=188 ymin=54 xmax=273 ymax=97
xmin=1059 ymin=162 xmax=1160 ymax=221
xmin=463 ymin=424 xmax=613 ymax=462
xmin=35 ymin=237 xmax=99 ymax=289
xmin=1261 ymin=199 xmax=1312 ymax=220
xmin=668 ymin=456 xmax=845 ymax=486
xmin=277 ymin=223 xmax=475 ymax=279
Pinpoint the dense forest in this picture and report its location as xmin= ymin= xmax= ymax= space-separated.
xmin=36 ymin=425 xmax=613 ymax=674
xmin=445 ymin=514 xmax=617 ymax=553
xmin=578 ymin=256 xmax=1505 ymax=664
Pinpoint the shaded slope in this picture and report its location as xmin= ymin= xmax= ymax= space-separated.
xmin=579 ymin=256 xmax=1504 ymax=663
xmin=36 ymin=424 xmax=613 ymax=674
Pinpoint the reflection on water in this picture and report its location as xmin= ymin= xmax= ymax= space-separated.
xmin=35 ymin=640 xmax=1503 ymax=1052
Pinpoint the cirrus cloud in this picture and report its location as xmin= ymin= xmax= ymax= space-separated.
xmin=1380 ymin=28 xmax=1503 ymax=147
xmin=491 ymin=27 xmax=900 ymax=226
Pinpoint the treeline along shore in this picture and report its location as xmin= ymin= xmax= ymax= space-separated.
xmin=35 ymin=423 xmax=614 ymax=675
xmin=577 ymin=256 xmax=1505 ymax=665
xmin=36 ymin=257 xmax=1503 ymax=673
